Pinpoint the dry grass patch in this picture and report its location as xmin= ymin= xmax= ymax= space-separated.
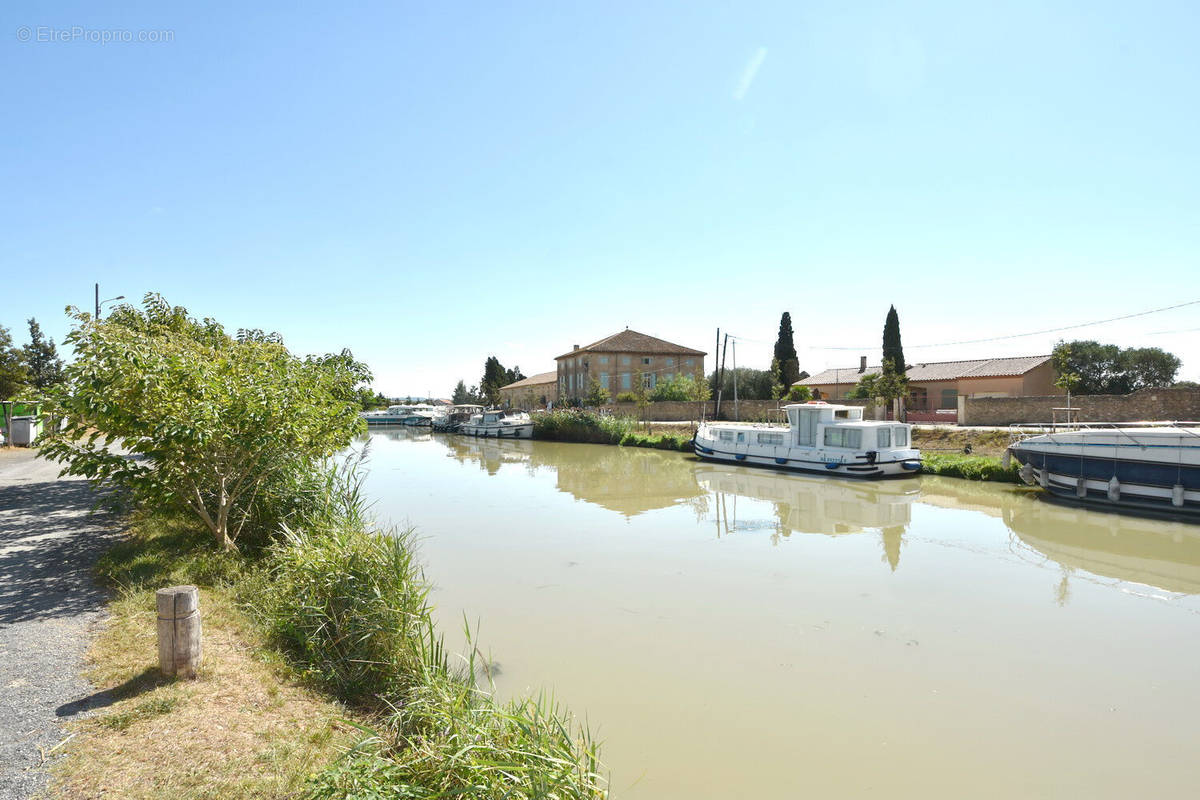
xmin=53 ymin=586 xmax=361 ymax=800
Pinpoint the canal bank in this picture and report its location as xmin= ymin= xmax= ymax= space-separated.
xmin=530 ymin=410 xmax=1020 ymax=482
xmin=371 ymin=429 xmax=1200 ymax=799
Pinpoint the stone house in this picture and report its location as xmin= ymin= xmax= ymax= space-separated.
xmin=555 ymin=329 xmax=706 ymax=402
xmin=803 ymin=355 xmax=1060 ymax=411
xmin=498 ymin=371 xmax=558 ymax=409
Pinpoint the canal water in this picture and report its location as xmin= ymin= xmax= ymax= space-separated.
xmin=363 ymin=429 xmax=1200 ymax=799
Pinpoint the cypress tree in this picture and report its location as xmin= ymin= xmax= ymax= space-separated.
xmin=882 ymin=305 xmax=906 ymax=374
xmin=773 ymin=312 xmax=801 ymax=389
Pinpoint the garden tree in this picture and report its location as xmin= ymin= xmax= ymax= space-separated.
xmin=882 ymin=305 xmax=906 ymax=374
xmin=650 ymin=374 xmax=693 ymax=402
xmin=480 ymin=356 xmax=512 ymax=406
xmin=452 ymin=380 xmax=470 ymax=404
xmin=583 ymin=376 xmax=610 ymax=406
xmin=773 ymin=312 xmax=801 ymax=389
xmin=356 ymin=387 xmax=389 ymax=410
xmin=631 ymin=368 xmax=652 ymax=426
xmin=41 ymin=294 xmax=369 ymax=552
xmin=873 ymin=358 xmax=909 ymax=403
xmin=707 ymin=367 xmax=778 ymax=401
xmin=785 ymin=384 xmax=813 ymax=402
xmin=845 ymin=370 xmax=880 ymax=400
xmin=1052 ymin=340 xmax=1181 ymax=395
xmin=23 ymin=318 xmax=64 ymax=392
xmin=506 ymin=365 xmax=526 ymax=384
xmin=0 ymin=323 xmax=27 ymax=399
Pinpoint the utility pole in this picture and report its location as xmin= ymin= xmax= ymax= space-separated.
xmin=732 ymin=338 xmax=739 ymax=421
xmin=716 ymin=333 xmax=729 ymax=419
xmin=95 ymin=283 xmax=99 ymax=319
xmin=712 ymin=328 xmax=720 ymax=421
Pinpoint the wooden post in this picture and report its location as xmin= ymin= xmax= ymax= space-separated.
xmin=156 ymin=585 xmax=202 ymax=679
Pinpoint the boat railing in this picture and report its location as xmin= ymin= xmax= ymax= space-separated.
xmin=1009 ymin=418 xmax=1200 ymax=446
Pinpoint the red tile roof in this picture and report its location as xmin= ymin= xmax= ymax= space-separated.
xmin=804 ymin=355 xmax=1052 ymax=385
xmin=555 ymin=329 xmax=705 ymax=360
xmin=500 ymin=370 xmax=558 ymax=390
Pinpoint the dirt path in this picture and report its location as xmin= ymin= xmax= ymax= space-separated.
xmin=0 ymin=449 xmax=121 ymax=800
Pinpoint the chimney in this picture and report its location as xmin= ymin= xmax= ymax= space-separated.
xmin=859 ymin=356 xmax=867 ymax=374
xmin=573 ymin=344 xmax=580 ymax=351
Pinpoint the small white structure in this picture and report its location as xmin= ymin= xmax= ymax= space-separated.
xmin=694 ymin=402 xmax=921 ymax=478
xmin=459 ymin=409 xmax=534 ymax=439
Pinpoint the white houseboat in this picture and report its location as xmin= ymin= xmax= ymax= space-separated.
xmin=459 ymin=409 xmax=534 ymax=439
xmin=693 ymin=402 xmax=921 ymax=479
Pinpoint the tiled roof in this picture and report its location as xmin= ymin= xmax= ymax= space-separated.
xmin=803 ymin=355 xmax=1052 ymax=385
xmin=500 ymin=370 xmax=558 ymax=390
xmin=556 ymin=329 xmax=705 ymax=360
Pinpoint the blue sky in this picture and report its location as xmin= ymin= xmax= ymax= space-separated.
xmin=3 ymin=1 xmax=1198 ymax=396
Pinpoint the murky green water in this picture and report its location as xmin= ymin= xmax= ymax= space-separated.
xmin=364 ymin=429 xmax=1200 ymax=799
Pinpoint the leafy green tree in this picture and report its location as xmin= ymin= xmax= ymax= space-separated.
xmin=41 ymin=294 xmax=369 ymax=552
xmin=584 ymin=376 xmax=610 ymax=406
xmin=773 ymin=312 xmax=801 ymax=390
xmin=707 ymin=367 xmax=779 ymax=400
xmin=452 ymin=380 xmax=470 ymax=404
xmin=1116 ymin=347 xmax=1181 ymax=392
xmin=874 ymin=358 xmax=909 ymax=403
xmin=883 ymin=305 xmax=906 ymax=374
xmin=845 ymin=370 xmax=880 ymax=400
xmin=0 ymin=324 xmax=28 ymax=400
xmin=1052 ymin=340 xmax=1181 ymax=394
xmin=784 ymin=384 xmax=813 ymax=402
xmin=481 ymin=357 xmax=511 ymax=407
xmin=23 ymin=318 xmax=64 ymax=392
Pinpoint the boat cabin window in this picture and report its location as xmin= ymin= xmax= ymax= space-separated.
xmin=893 ymin=427 xmax=908 ymax=447
xmin=794 ymin=409 xmax=818 ymax=446
xmin=719 ymin=430 xmax=735 ymax=442
xmin=757 ymin=432 xmax=784 ymax=445
xmin=877 ymin=427 xmax=891 ymax=448
xmin=824 ymin=428 xmax=862 ymax=449
xmin=484 ymin=414 xmax=498 ymax=422
xmin=834 ymin=409 xmax=850 ymax=419
xmin=736 ymin=432 xmax=745 ymax=443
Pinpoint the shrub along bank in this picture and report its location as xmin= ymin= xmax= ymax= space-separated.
xmin=45 ymin=296 xmax=605 ymax=799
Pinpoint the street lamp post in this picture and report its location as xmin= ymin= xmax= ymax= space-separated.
xmin=94 ymin=283 xmax=125 ymax=319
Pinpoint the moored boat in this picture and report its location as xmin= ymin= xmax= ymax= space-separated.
xmin=1006 ymin=423 xmax=1200 ymax=515
xmin=693 ymin=402 xmax=921 ymax=478
xmin=459 ymin=409 xmax=534 ymax=439
xmin=433 ymin=404 xmax=484 ymax=433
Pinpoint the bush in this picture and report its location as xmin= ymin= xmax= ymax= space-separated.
xmin=618 ymin=432 xmax=693 ymax=452
xmin=614 ymin=391 xmax=637 ymax=403
xmin=260 ymin=521 xmax=432 ymax=704
xmin=533 ymin=409 xmax=635 ymax=444
xmin=920 ymin=453 xmax=1020 ymax=483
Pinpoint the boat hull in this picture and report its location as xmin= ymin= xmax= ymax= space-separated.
xmin=693 ymin=441 xmax=921 ymax=479
xmin=1010 ymin=440 xmax=1200 ymax=517
xmin=459 ymin=423 xmax=533 ymax=439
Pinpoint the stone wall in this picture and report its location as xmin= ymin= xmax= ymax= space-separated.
xmin=960 ymin=388 xmax=1200 ymax=426
xmin=598 ymin=399 xmax=784 ymax=422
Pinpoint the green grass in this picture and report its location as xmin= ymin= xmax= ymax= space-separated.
xmin=618 ymin=431 xmax=693 ymax=452
xmin=920 ymin=452 xmax=1021 ymax=482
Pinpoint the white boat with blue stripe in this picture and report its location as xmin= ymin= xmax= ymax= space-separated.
xmin=1007 ymin=423 xmax=1200 ymax=516
xmin=693 ymin=402 xmax=921 ymax=479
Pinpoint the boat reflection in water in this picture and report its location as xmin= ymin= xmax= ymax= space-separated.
xmin=1003 ymin=496 xmax=1200 ymax=596
xmin=696 ymin=466 xmax=917 ymax=568
xmin=433 ymin=434 xmax=1200 ymax=595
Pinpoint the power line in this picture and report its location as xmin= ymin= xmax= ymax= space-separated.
xmin=812 ymin=298 xmax=1200 ymax=351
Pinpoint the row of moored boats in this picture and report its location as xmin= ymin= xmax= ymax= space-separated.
xmin=363 ymin=403 xmax=533 ymax=438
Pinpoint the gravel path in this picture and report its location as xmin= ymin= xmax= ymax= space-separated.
xmin=0 ymin=449 xmax=121 ymax=800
